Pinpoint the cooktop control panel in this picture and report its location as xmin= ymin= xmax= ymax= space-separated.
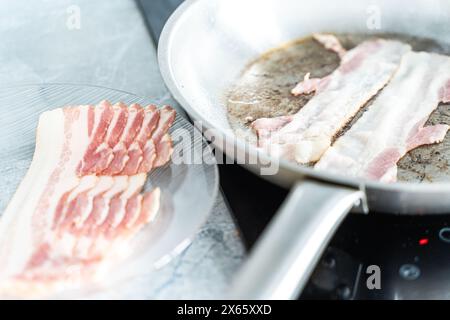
xmin=301 ymin=214 xmax=450 ymax=300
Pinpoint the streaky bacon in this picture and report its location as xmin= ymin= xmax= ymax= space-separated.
xmin=68 ymin=177 xmax=115 ymax=233
xmin=315 ymin=51 xmax=450 ymax=182
xmin=313 ymin=33 xmax=347 ymax=58
xmin=90 ymin=175 xmax=146 ymax=239
xmin=104 ymin=142 xmax=129 ymax=175
xmin=77 ymin=101 xmax=114 ymax=175
xmin=0 ymin=101 xmax=175 ymax=297
xmin=154 ymin=134 xmax=174 ymax=168
xmin=105 ymin=102 xmax=128 ymax=147
xmin=252 ymin=38 xmax=411 ymax=164
xmin=120 ymin=105 xmax=160 ymax=175
xmin=291 ymin=34 xmax=346 ymax=96
xmin=291 ymin=72 xmax=325 ymax=96
xmin=55 ymin=176 xmax=98 ymax=233
xmin=138 ymin=106 xmax=176 ymax=172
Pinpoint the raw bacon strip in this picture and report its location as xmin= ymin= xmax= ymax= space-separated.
xmin=139 ymin=139 xmax=157 ymax=173
xmin=54 ymin=175 xmax=98 ymax=232
xmin=122 ymin=104 xmax=145 ymax=148
xmin=72 ymin=175 xmax=149 ymax=260
xmin=94 ymin=174 xmax=146 ymax=236
xmin=111 ymin=188 xmax=160 ymax=241
xmin=154 ymin=134 xmax=174 ymax=168
xmin=139 ymin=106 xmax=176 ymax=172
xmin=70 ymin=177 xmax=115 ymax=231
xmin=134 ymin=105 xmax=160 ymax=148
xmin=68 ymin=175 xmax=145 ymax=259
xmin=0 ymin=101 xmax=175 ymax=297
xmin=13 ymin=189 xmax=162 ymax=292
xmin=52 ymin=189 xmax=75 ymax=229
xmin=0 ymin=107 xmax=89 ymax=283
xmin=90 ymin=188 xmax=161 ymax=258
xmin=77 ymin=101 xmax=114 ymax=175
xmin=252 ymin=39 xmax=411 ymax=164
xmin=89 ymin=176 xmax=130 ymax=230
xmin=119 ymin=194 xmax=143 ymax=231
xmin=101 ymin=104 xmax=167 ymax=176
xmin=88 ymin=102 xmax=129 ymax=173
xmin=131 ymin=188 xmax=161 ymax=232
xmin=120 ymin=105 xmax=160 ymax=175
xmin=121 ymin=142 xmax=144 ymax=175
xmin=75 ymin=176 xmax=129 ymax=237
xmin=105 ymin=102 xmax=128 ymax=147
xmin=315 ymin=51 xmax=450 ymax=182
xmin=68 ymin=176 xmax=130 ymax=259
xmin=104 ymin=143 xmax=129 ymax=175
xmin=100 ymin=104 xmax=144 ymax=175
xmin=90 ymin=196 xmax=143 ymax=255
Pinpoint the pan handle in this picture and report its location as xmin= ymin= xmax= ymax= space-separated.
xmin=228 ymin=180 xmax=364 ymax=299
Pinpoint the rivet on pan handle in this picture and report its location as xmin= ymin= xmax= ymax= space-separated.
xmin=228 ymin=180 xmax=364 ymax=300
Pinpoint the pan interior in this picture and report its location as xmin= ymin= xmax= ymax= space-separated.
xmin=227 ymin=33 xmax=450 ymax=183
xmin=161 ymin=0 xmax=450 ymax=186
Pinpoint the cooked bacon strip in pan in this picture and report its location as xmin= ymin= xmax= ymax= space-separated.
xmin=291 ymin=34 xmax=347 ymax=96
xmin=291 ymin=72 xmax=326 ymax=96
xmin=315 ymin=51 xmax=450 ymax=182
xmin=0 ymin=101 xmax=175 ymax=297
xmin=142 ymin=106 xmax=176 ymax=170
xmin=313 ymin=33 xmax=347 ymax=58
xmin=252 ymin=39 xmax=411 ymax=164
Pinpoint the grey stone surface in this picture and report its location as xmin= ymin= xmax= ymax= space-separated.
xmin=0 ymin=0 xmax=245 ymax=299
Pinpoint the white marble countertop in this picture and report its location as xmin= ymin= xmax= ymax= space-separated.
xmin=0 ymin=0 xmax=245 ymax=299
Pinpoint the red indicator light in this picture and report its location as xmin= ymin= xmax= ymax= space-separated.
xmin=419 ymin=238 xmax=429 ymax=246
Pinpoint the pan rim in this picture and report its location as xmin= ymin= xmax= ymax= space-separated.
xmin=157 ymin=0 xmax=450 ymax=194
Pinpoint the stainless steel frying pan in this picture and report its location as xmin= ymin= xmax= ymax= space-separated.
xmin=158 ymin=0 xmax=450 ymax=299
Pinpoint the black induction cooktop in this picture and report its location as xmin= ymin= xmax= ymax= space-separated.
xmin=138 ymin=0 xmax=450 ymax=300
xmin=218 ymin=161 xmax=450 ymax=300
